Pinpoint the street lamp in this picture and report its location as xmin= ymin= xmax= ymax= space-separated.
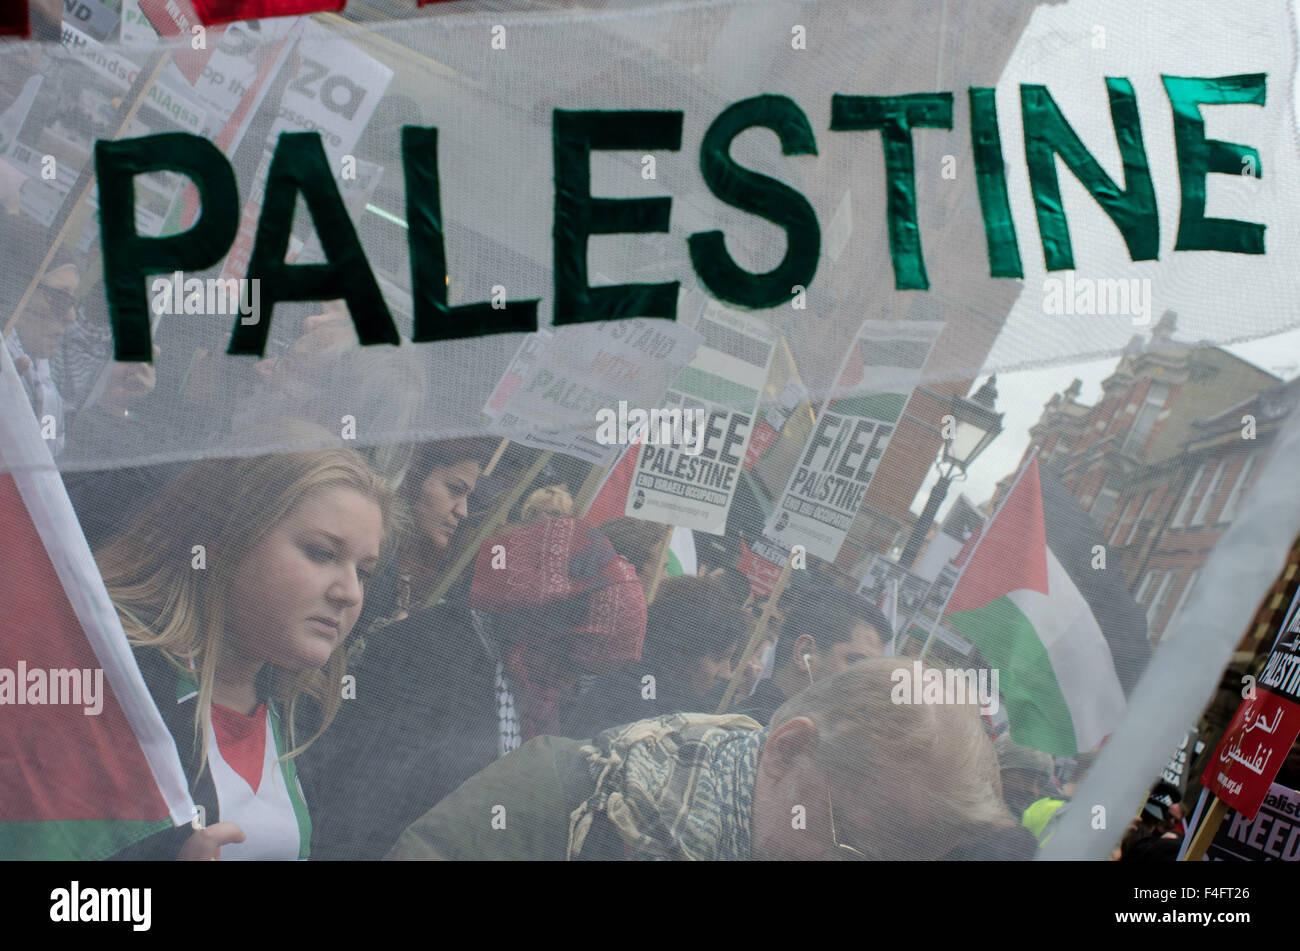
xmin=899 ymin=376 xmax=1003 ymax=569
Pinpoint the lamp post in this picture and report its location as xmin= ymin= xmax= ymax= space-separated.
xmin=899 ymin=376 xmax=1003 ymax=569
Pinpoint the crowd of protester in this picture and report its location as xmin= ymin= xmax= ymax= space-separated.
xmin=67 ymin=424 xmax=1132 ymax=861
xmin=5 ymin=8 xmax=1290 ymax=865
xmin=0 ymin=313 xmax=1229 ymax=860
xmin=0 ymin=231 xmax=1248 ymax=860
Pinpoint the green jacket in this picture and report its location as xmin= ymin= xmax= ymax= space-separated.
xmin=386 ymin=735 xmax=626 ymax=861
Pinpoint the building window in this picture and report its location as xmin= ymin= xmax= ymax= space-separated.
xmin=1168 ymin=569 xmax=1199 ymax=630
xmin=1090 ymin=487 xmax=1119 ymax=528
xmin=1170 ymin=464 xmax=1206 ymax=530
xmin=1124 ymin=492 xmax=1154 ymax=546
xmin=1109 ymin=496 xmax=1137 ymax=544
xmin=1147 ymin=571 xmax=1173 ymax=632
xmin=1121 ymin=381 xmax=1171 ymax=457
xmin=1218 ymin=456 xmax=1257 ymax=524
xmin=1136 ymin=570 xmax=1156 ymax=604
xmin=1190 ymin=460 xmax=1227 ymax=527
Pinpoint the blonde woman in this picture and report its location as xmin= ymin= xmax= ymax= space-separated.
xmin=96 ymin=446 xmax=394 ymax=860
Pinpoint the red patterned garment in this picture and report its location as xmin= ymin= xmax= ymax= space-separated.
xmin=470 ymin=517 xmax=647 ymax=739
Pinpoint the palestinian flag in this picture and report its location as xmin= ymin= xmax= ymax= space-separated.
xmin=582 ymin=433 xmax=641 ymax=526
xmin=942 ymin=454 xmax=1148 ymax=757
xmin=664 ymin=528 xmax=697 ymax=578
xmin=0 ymin=346 xmax=193 ymax=859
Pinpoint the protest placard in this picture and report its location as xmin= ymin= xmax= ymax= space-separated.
xmin=1183 ymin=783 xmax=1300 ymax=860
xmin=737 ymin=533 xmax=787 ymax=601
xmin=625 ymin=306 xmax=774 ymax=534
xmin=765 ymin=320 xmax=942 ymax=561
xmin=1202 ymin=591 xmax=1300 ymax=819
xmin=486 ymin=318 xmax=700 ymax=466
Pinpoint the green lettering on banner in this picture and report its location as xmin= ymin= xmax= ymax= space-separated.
xmin=968 ymin=87 xmax=1024 ymax=279
xmin=231 ymin=132 xmax=399 ymax=356
xmin=95 ymin=133 xmax=239 ymax=362
xmin=830 ymin=93 xmax=953 ymax=290
xmin=689 ymin=95 xmax=820 ymax=307
xmin=1020 ymin=78 xmax=1159 ymax=271
xmin=552 ymin=110 xmax=683 ymax=326
xmin=1161 ymin=74 xmax=1267 ymax=254
xmin=402 ymin=126 xmax=538 ymax=341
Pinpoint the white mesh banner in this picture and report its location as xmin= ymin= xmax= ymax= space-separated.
xmin=2 ymin=0 xmax=1300 ymax=864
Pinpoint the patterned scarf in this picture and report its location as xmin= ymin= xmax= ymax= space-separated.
xmin=567 ymin=713 xmax=765 ymax=861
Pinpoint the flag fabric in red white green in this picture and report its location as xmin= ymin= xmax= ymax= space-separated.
xmin=943 ymin=455 xmax=1130 ymax=757
xmin=582 ymin=430 xmax=644 ymax=526
xmin=0 ymin=346 xmax=193 ymax=859
xmin=663 ymin=528 xmax=697 ymax=578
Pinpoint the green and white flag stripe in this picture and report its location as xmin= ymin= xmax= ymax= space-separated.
xmin=942 ymin=455 xmax=1127 ymax=757
xmin=948 ymin=550 xmax=1125 ymax=756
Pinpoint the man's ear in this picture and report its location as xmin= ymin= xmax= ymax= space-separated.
xmin=763 ymin=715 xmax=817 ymax=772
xmin=788 ymin=633 xmax=818 ymax=675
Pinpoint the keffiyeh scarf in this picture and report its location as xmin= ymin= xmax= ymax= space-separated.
xmin=567 ymin=713 xmax=765 ymax=861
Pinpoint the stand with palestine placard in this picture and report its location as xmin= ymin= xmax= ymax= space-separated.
xmin=1183 ymin=582 xmax=1300 ymax=860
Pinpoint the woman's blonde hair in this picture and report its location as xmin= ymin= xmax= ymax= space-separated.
xmin=95 ymin=444 xmax=396 ymax=775
xmin=771 ymin=657 xmax=1017 ymax=859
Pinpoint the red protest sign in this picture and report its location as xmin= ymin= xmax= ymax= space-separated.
xmin=742 ymin=417 xmax=778 ymax=471
xmin=0 ymin=0 xmax=27 ymax=36
xmin=137 ymin=0 xmax=221 ymax=83
xmin=190 ymin=0 xmax=343 ymax=25
xmin=738 ymin=536 xmax=784 ymax=601
xmin=1202 ymin=632 xmax=1300 ymax=820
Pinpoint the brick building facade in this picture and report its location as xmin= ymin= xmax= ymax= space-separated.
xmin=997 ymin=312 xmax=1288 ymax=643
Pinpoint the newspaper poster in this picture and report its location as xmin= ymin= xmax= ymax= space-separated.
xmin=14 ymin=28 xmax=209 ymax=236
xmin=220 ymin=21 xmax=392 ymax=280
xmin=765 ymin=320 xmax=942 ymax=561
xmin=625 ymin=306 xmax=775 ymax=534
xmin=62 ymin=0 xmax=121 ymax=42
xmin=485 ymin=319 xmax=701 ymax=467
xmin=267 ymin=19 xmax=393 ymax=168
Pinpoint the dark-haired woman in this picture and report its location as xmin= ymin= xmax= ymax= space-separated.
xmin=350 ymin=437 xmax=498 ymax=641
